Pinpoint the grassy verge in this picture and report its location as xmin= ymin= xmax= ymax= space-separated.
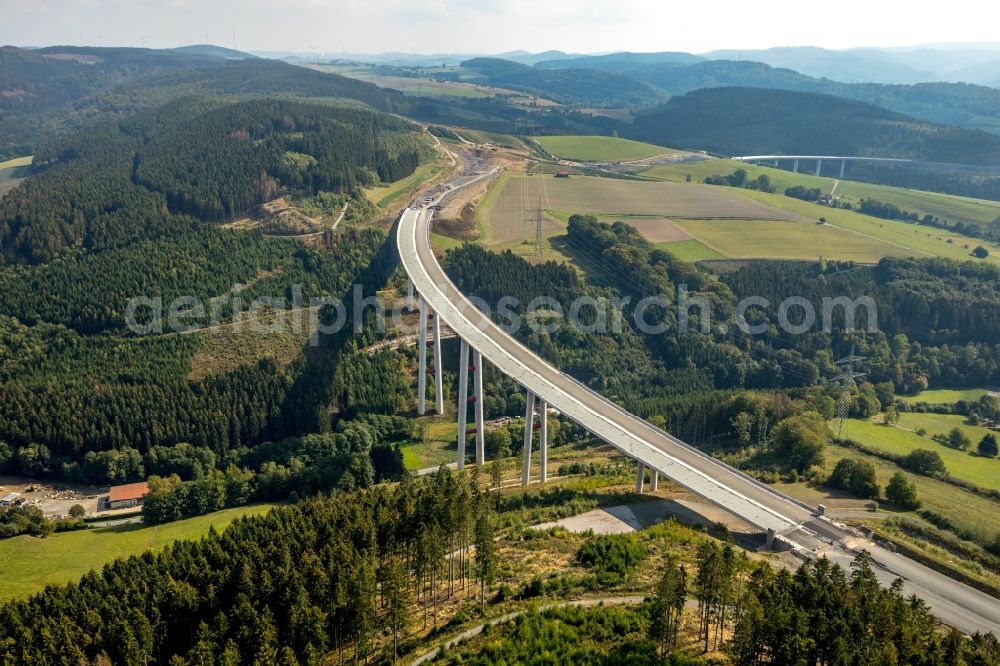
xmin=366 ymin=161 xmax=441 ymax=209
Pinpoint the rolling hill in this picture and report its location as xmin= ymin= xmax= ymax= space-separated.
xmin=0 ymin=48 xmax=404 ymax=159
xmin=458 ymin=57 xmax=668 ymax=108
xmin=534 ymin=56 xmax=1000 ymax=135
xmin=534 ymin=51 xmax=704 ymax=72
xmin=627 ymin=87 xmax=1000 ymax=165
xmin=703 ymin=46 xmax=935 ymax=84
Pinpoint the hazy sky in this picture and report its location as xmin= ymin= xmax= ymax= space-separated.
xmin=3 ymin=0 xmax=998 ymax=55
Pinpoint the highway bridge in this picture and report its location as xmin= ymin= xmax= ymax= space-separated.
xmin=733 ymin=154 xmax=913 ymax=178
xmin=397 ymin=203 xmax=1000 ymax=636
xmin=733 ymin=154 xmax=1000 ymax=177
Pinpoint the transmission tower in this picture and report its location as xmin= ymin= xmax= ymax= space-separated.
xmin=831 ymin=348 xmax=867 ymax=437
xmin=534 ymin=196 xmax=543 ymax=256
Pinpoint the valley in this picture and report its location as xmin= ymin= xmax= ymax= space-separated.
xmin=3 ymin=30 xmax=1000 ymax=666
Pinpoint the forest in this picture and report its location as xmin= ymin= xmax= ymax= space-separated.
xmin=0 ymin=471 xmax=499 ymax=665
xmin=0 ymin=47 xmax=404 ymax=159
xmin=0 ymin=96 xmax=423 ymax=263
xmin=3 ymin=469 xmax=998 ymax=665
xmin=0 ymin=88 xmax=425 ymax=478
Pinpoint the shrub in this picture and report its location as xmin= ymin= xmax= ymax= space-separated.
xmin=575 ymin=533 xmax=647 ymax=584
xmin=886 ymin=472 xmax=920 ymax=510
xmin=978 ymin=433 xmax=999 ymax=458
xmin=948 ymin=427 xmax=972 ymax=450
xmin=902 ymin=449 xmax=947 ymax=477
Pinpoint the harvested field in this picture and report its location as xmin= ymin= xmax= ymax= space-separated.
xmin=624 ymin=218 xmax=692 ymax=243
xmin=480 ymin=175 xmax=799 ymax=245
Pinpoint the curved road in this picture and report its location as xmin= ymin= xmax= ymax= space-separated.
xmin=398 ymin=204 xmax=1000 ymax=636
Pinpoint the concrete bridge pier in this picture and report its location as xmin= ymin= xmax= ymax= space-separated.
xmin=456 ymin=339 xmax=470 ymax=470
xmin=635 ymin=462 xmax=645 ymax=493
xmin=816 ymin=159 xmax=823 ymax=177
xmin=650 ymin=470 xmax=659 ymax=492
xmin=472 ymin=350 xmax=485 ymax=465
xmin=539 ymin=400 xmax=548 ymax=484
xmin=792 ymin=159 xmax=799 ymax=173
xmin=417 ymin=295 xmax=428 ymax=415
xmin=840 ymin=160 xmax=846 ymax=179
xmin=433 ymin=311 xmax=444 ymax=415
xmin=522 ymin=390 xmax=536 ymax=486
xmin=407 ymin=278 xmax=414 ymax=311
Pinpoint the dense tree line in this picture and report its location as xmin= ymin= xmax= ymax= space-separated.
xmin=703 ymin=168 xmax=775 ymax=193
xmin=142 ymin=424 xmax=406 ymax=525
xmin=0 ymin=471 xmax=501 ymax=665
xmin=785 ymin=185 xmax=823 ymax=202
xmin=727 ymin=553 xmax=1000 ymax=664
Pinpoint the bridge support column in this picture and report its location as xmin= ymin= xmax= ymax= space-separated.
xmin=473 ymin=350 xmax=485 ymax=465
xmin=522 ymin=390 xmax=536 ymax=487
xmin=765 ymin=528 xmax=776 ymax=551
xmin=417 ymin=296 xmax=428 ymax=415
xmin=650 ymin=470 xmax=659 ymax=492
xmin=456 ymin=339 xmax=470 ymax=470
xmin=407 ymin=278 xmax=414 ymax=311
xmin=840 ymin=160 xmax=846 ymax=179
xmin=539 ymin=400 xmax=548 ymax=484
xmin=433 ymin=311 xmax=444 ymax=415
xmin=792 ymin=159 xmax=799 ymax=174
xmin=816 ymin=159 xmax=823 ymax=177
xmin=635 ymin=462 xmax=645 ymax=493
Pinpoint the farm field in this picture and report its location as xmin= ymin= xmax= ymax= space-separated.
xmin=535 ymin=135 xmax=678 ymax=162
xmin=898 ymin=388 xmax=991 ymax=405
xmin=736 ymin=189 xmax=1000 ymax=264
xmin=478 ymin=174 xmax=798 ymax=245
xmin=0 ymin=156 xmax=32 ymax=170
xmin=672 ymin=218 xmax=911 ymax=262
xmin=645 ymin=159 xmax=1000 ymax=229
xmin=0 ymin=504 xmax=278 ymax=602
xmin=654 ymin=239 xmax=726 ymax=261
xmin=311 ymin=64 xmax=491 ymax=98
xmin=0 ymin=155 xmax=31 ymax=198
xmin=844 ymin=415 xmax=1000 ymax=493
